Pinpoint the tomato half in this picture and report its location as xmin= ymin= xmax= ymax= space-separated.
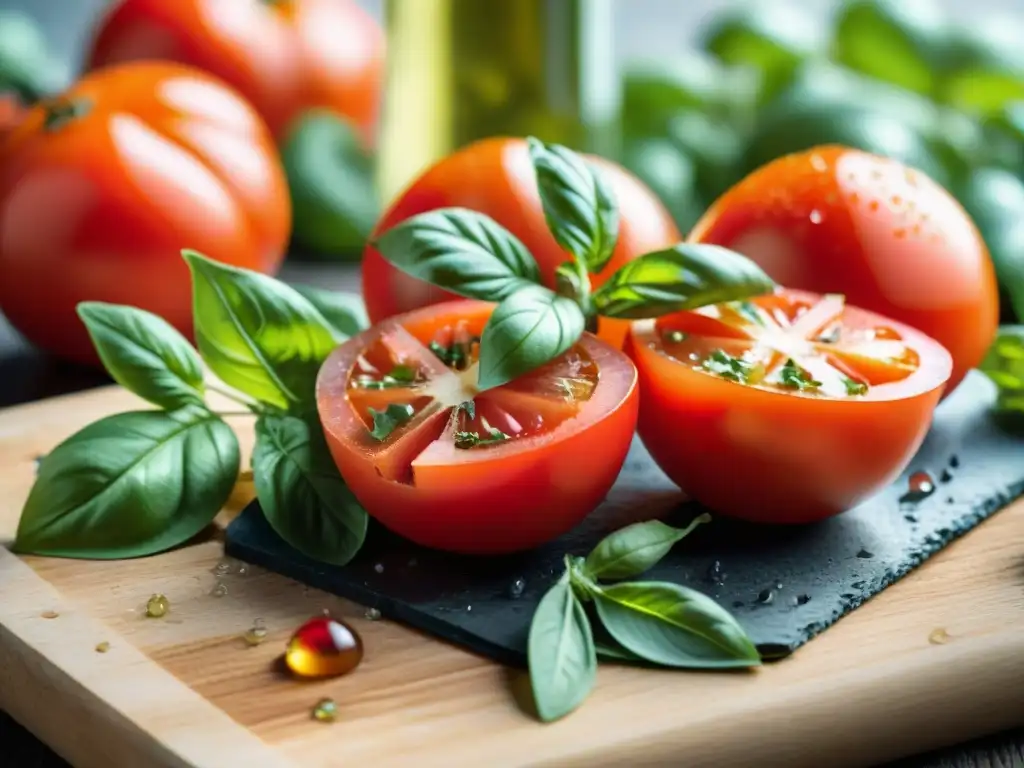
xmin=361 ymin=137 xmax=681 ymax=348
xmin=624 ymin=288 xmax=952 ymax=524
xmin=0 ymin=62 xmax=290 ymax=366
xmin=317 ymin=300 xmax=639 ymax=554
xmin=86 ymin=0 xmax=385 ymax=143
xmin=689 ymin=145 xmax=998 ymax=395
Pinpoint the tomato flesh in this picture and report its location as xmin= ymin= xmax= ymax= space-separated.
xmin=317 ymin=300 xmax=638 ymax=554
xmin=624 ymin=288 xmax=952 ymax=524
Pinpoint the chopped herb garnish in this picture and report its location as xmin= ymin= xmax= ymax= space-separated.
xmin=702 ymin=349 xmax=756 ymax=383
xmin=734 ymin=300 xmax=765 ymax=326
xmin=779 ymin=358 xmax=822 ymax=391
xmin=455 ymin=400 xmax=476 ymax=420
xmin=844 ymin=377 xmax=869 ymax=396
xmin=368 ymin=403 xmax=415 ymax=441
xmin=664 ymin=330 xmax=687 ymax=343
xmin=454 ymin=429 xmax=511 ymax=449
xmin=429 ymin=337 xmax=479 ymax=370
xmin=353 ymin=363 xmax=419 ymax=390
xmin=388 ymin=364 xmax=416 ymax=383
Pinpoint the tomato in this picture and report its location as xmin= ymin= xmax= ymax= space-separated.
xmin=624 ymin=288 xmax=952 ymax=524
xmin=0 ymin=93 xmax=26 ymax=144
xmin=0 ymin=62 xmax=290 ymax=366
xmin=86 ymin=0 xmax=385 ymax=143
xmin=689 ymin=145 xmax=998 ymax=395
xmin=361 ymin=137 xmax=681 ymax=348
xmin=317 ymin=300 xmax=639 ymax=554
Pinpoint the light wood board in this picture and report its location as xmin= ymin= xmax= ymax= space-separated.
xmin=1 ymin=386 xmax=1023 ymax=768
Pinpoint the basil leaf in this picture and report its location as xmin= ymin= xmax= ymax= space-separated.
xmin=291 ymin=284 xmax=369 ymax=339
xmin=527 ymin=137 xmax=620 ymax=273
xmin=980 ymin=325 xmax=1024 ymax=413
xmin=77 ymin=302 xmax=206 ymax=410
xmin=253 ymin=414 xmax=367 ymax=567
xmin=183 ymin=250 xmax=338 ymax=412
xmin=591 ymin=244 xmax=776 ymax=319
xmin=14 ymin=407 xmax=239 ymax=559
xmin=373 ymin=208 xmax=541 ymax=300
xmin=528 ymin=571 xmax=597 ymax=722
xmin=583 ymin=514 xmax=711 ymax=581
xmin=593 ymin=581 xmax=761 ymax=669
xmin=477 ymin=284 xmax=586 ymax=391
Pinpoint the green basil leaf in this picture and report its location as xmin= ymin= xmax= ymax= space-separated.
xmin=183 ymin=250 xmax=338 ymax=412
xmin=373 ymin=208 xmax=540 ymax=300
xmin=528 ymin=571 xmax=597 ymax=722
xmin=527 ymin=137 xmax=619 ymax=274
xmin=282 ymin=109 xmax=379 ymax=258
xmin=76 ymin=302 xmax=206 ymax=410
xmin=291 ymin=284 xmax=369 ymax=339
xmin=477 ymin=284 xmax=586 ymax=391
xmin=980 ymin=326 xmax=1024 ymax=413
xmin=583 ymin=514 xmax=711 ymax=581
xmin=0 ymin=10 xmax=63 ymax=103
xmin=252 ymin=414 xmax=367 ymax=567
xmin=14 ymin=407 xmax=239 ymax=559
xmin=593 ymin=581 xmax=761 ymax=669
xmin=592 ymin=244 xmax=776 ymax=319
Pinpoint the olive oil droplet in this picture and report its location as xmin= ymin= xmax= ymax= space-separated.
xmin=145 ymin=595 xmax=169 ymax=618
xmin=929 ymin=627 xmax=951 ymax=645
xmin=312 ymin=698 xmax=339 ymax=722
xmin=95 ymin=641 xmax=110 ymax=653
xmin=40 ymin=610 xmax=59 ymax=619
xmin=285 ymin=617 xmax=364 ymax=679
xmin=243 ymin=618 xmax=267 ymax=646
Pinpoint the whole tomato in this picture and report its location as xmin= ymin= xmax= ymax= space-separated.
xmin=0 ymin=62 xmax=290 ymax=366
xmin=362 ymin=137 xmax=682 ymax=348
xmin=689 ymin=145 xmax=998 ymax=394
xmin=86 ymin=0 xmax=385 ymax=143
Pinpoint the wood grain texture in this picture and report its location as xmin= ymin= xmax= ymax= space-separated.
xmin=1 ymin=386 xmax=1023 ymax=768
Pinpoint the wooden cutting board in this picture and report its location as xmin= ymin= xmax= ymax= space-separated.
xmin=1 ymin=386 xmax=1023 ymax=768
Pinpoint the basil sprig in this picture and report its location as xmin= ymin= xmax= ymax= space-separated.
xmin=374 ymin=136 xmax=775 ymax=391
xmin=14 ymin=251 xmax=371 ymax=566
xmin=528 ymin=514 xmax=760 ymax=722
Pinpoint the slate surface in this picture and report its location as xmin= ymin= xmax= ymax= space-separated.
xmin=225 ymin=371 xmax=1024 ymax=666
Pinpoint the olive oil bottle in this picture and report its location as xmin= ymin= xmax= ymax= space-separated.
xmin=376 ymin=0 xmax=617 ymax=205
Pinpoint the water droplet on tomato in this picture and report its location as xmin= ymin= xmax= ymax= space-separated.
xmin=809 ymin=209 xmax=823 ymax=224
xmin=285 ymin=617 xmax=363 ymax=679
xmin=508 ymin=578 xmax=526 ymax=599
xmin=756 ymin=588 xmax=774 ymax=605
xmin=856 ymin=549 xmax=874 ymax=559
xmin=899 ymin=471 xmax=935 ymax=504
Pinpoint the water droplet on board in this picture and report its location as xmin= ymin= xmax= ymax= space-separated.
xmin=939 ymin=468 xmax=953 ymax=483
xmin=929 ymin=627 xmax=951 ymax=645
xmin=373 ymin=563 xmax=384 ymax=574
xmin=775 ymin=581 xmax=783 ymax=590
xmin=899 ymin=471 xmax=935 ymax=504
xmin=949 ymin=454 xmax=960 ymax=468
xmin=285 ymin=617 xmax=364 ymax=679
xmin=794 ymin=594 xmax=811 ymax=607
xmin=95 ymin=641 xmax=110 ymax=653
xmin=213 ymin=561 xmax=231 ymax=576
xmin=363 ymin=607 xmax=382 ymax=621
xmin=243 ymin=618 xmax=268 ymax=647
xmin=210 ymin=582 xmax=228 ymax=598
xmin=145 ymin=595 xmax=169 ymax=618
xmin=757 ymin=588 xmax=775 ymax=605
xmin=704 ymin=560 xmax=725 ymax=585
xmin=312 ymin=698 xmax=339 ymax=723
xmin=856 ymin=549 xmax=874 ymax=559
xmin=40 ymin=610 xmax=59 ymax=619
xmin=508 ymin=578 xmax=526 ymax=599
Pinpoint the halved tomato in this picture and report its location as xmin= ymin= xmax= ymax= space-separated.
xmin=317 ymin=300 xmax=639 ymax=554
xmin=624 ymin=288 xmax=952 ymax=524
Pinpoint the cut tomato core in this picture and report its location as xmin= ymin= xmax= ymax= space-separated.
xmin=653 ymin=292 xmax=921 ymax=399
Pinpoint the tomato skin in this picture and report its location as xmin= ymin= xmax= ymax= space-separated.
xmin=624 ymin=290 xmax=952 ymax=524
xmin=689 ymin=145 xmax=998 ymax=395
xmin=0 ymin=62 xmax=290 ymax=366
xmin=361 ymin=137 xmax=681 ymax=348
xmin=317 ymin=301 xmax=639 ymax=554
xmin=86 ymin=0 xmax=384 ymax=143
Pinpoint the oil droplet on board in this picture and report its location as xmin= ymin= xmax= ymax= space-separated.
xmin=929 ymin=627 xmax=951 ymax=645
xmin=95 ymin=641 xmax=110 ymax=653
xmin=40 ymin=610 xmax=59 ymax=619
xmin=507 ymin=578 xmax=526 ymax=599
xmin=312 ymin=698 xmax=339 ymax=722
xmin=285 ymin=617 xmax=363 ymax=679
xmin=145 ymin=595 xmax=169 ymax=618
xmin=364 ymin=607 xmax=382 ymax=621
xmin=243 ymin=618 xmax=268 ymax=647
xmin=899 ymin=471 xmax=935 ymax=504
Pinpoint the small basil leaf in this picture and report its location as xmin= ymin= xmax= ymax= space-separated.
xmin=583 ymin=514 xmax=711 ymax=581
xmin=373 ymin=208 xmax=541 ymax=300
xmin=528 ymin=571 xmax=597 ymax=722
xmin=14 ymin=407 xmax=239 ymax=559
xmin=527 ymin=137 xmax=620 ymax=273
xmin=291 ymin=284 xmax=369 ymax=339
xmin=253 ymin=414 xmax=367 ymax=567
xmin=369 ymin=403 xmax=415 ymax=441
xmin=477 ymin=284 xmax=586 ymax=391
xmin=980 ymin=326 xmax=1024 ymax=414
xmin=183 ymin=250 xmax=338 ymax=412
xmin=593 ymin=581 xmax=761 ymax=669
xmin=77 ymin=302 xmax=206 ymax=410
xmin=591 ymin=244 xmax=776 ymax=319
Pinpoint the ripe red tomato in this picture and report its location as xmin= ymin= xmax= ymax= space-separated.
xmin=361 ymin=137 xmax=681 ymax=348
xmin=86 ymin=0 xmax=385 ymax=143
xmin=0 ymin=93 xmax=26 ymax=144
xmin=0 ymin=62 xmax=290 ymax=366
xmin=317 ymin=300 xmax=639 ymax=554
xmin=689 ymin=146 xmax=998 ymax=394
xmin=624 ymin=288 xmax=952 ymax=524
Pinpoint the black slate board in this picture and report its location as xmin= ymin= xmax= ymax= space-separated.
xmin=225 ymin=371 xmax=1024 ymax=666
